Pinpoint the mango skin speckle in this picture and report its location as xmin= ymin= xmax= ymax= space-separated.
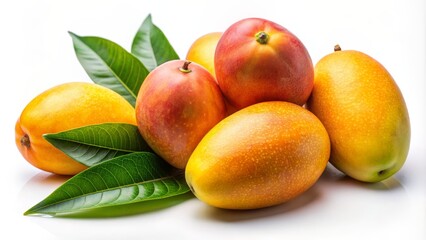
xmin=307 ymin=49 xmax=410 ymax=182
xmin=185 ymin=101 xmax=330 ymax=210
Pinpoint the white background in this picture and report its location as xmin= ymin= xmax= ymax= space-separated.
xmin=1 ymin=0 xmax=425 ymax=239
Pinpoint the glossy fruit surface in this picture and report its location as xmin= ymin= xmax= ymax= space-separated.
xmin=185 ymin=32 xmax=237 ymax=116
xmin=186 ymin=32 xmax=222 ymax=78
xmin=307 ymin=46 xmax=410 ymax=182
xmin=186 ymin=101 xmax=330 ymax=209
xmin=135 ymin=60 xmax=226 ymax=169
xmin=15 ymin=82 xmax=136 ymax=175
xmin=215 ymin=18 xmax=314 ymax=110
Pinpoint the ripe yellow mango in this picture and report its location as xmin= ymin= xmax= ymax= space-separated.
xmin=186 ymin=32 xmax=222 ymax=78
xmin=307 ymin=46 xmax=410 ymax=182
xmin=15 ymin=82 xmax=136 ymax=175
xmin=185 ymin=102 xmax=330 ymax=209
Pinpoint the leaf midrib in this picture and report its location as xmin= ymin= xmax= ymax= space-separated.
xmin=44 ymin=134 xmax=141 ymax=153
xmin=132 ymin=15 xmax=157 ymax=68
xmin=147 ymin=26 xmax=158 ymax=67
xmin=71 ymin=32 xmax=137 ymax=100
xmin=27 ymin=172 xmax=186 ymax=214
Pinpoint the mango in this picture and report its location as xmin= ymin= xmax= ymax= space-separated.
xmin=186 ymin=32 xmax=237 ymax=115
xmin=186 ymin=32 xmax=222 ymax=78
xmin=185 ymin=101 xmax=330 ymax=209
xmin=307 ymin=45 xmax=410 ymax=182
xmin=15 ymin=82 xmax=136 ymax=175
xmin=135 ymin=60 xmax=226 ymax=169
xmin=215 ymin=18 xmax=314 ymax=110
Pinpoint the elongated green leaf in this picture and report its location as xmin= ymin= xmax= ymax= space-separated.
xmin=131 ymin=14 xmax=179 ymax=71
xmin=43 ymin=123 xmax=152 ymax=167
xmin=69 ymin=32 xmax=149 ymax=106
xmin=24 ymin=152 xmax=190 ymax=217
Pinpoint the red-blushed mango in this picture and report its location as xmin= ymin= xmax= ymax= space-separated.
xmin=307 ymin=45 xmax=410 ymax=182
xmin=215 ymin=18 xmax=314 ymax=110
xmin=185 ymin=101 xmax=330 ymax=210
xmin=135 ymin=60 xmax=226 ymax=169
xmin=186 ymin=32 xmax=237 ymax=116
xmin=15 ymin=82 xmax=136 ymax=175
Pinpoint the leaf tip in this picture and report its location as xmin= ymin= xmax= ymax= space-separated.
xmin=142 ymin=14 xmax=153 ymax=26
xmin=23 ymin=208 xmax=35 ymax=216
xmin=68 ymin=31 xmax=80 ymax=39
xmin=42 ymin=133 xmax=56 ymax=145
xmin=24 ymin=206 xmax=56 ymax=218
xmin=42 ymin=133 xmax=51 ymax=140
xmin=24 ymin=211 xmax=56 ymax=218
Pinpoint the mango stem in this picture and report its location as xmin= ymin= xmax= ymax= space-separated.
xmin=21 ymin=134 xmax=31 ymax=148
xmin=179 ymin=61 xmax=192 ymax=73
xmin=255 ymin=31 xmax=269 ymax=44
xmin=334 ymin=44 xmax=342 ymax=51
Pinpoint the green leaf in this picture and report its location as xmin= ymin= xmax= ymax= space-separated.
xmin=43 ymin=123 xmax=152 ymax=167
xmin=61 ymin=193 xmax=194 ymax=218
xmin=24 ymin=152 xmax=190 ymax=217
xmin=131 ymin=14 xmax=179 ymax=71
xmin=69 ymin=32 xmax=149 ymax=106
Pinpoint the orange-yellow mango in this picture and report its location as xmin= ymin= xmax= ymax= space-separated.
xmin=186 ymin=32 xmax=222 ymax=78
xmin=15 ymin=82 xmax=136 ymax=175
xmin=185 ymin=101 xmax=330 ymax=209
xmin=307 ymin=46 xmax=410 ymax=182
